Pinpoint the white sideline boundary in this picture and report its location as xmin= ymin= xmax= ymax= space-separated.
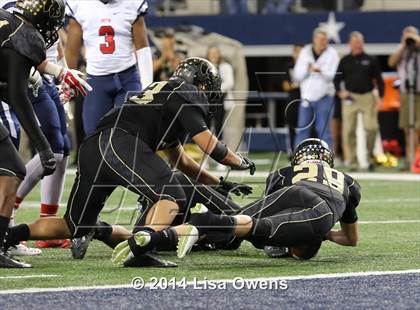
xmin=1 ymin=269 xmax=419 ymax=295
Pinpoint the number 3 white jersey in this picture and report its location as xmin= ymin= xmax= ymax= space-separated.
xmin=66 ymin=0 xmax=148 ymax=76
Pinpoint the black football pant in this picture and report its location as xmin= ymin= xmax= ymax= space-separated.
xmin=65 ymin=128 xmax=240 ymax=238
xmin=237 ymin=185 xmax=335 ymax=248
xmin=0 ymin=123 xmax=25 ymax=180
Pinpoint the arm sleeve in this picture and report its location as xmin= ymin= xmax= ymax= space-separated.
xmin=220 ymin=63 xmax=235 ymax=93
xmin=340 ymin=206 xmax=358 ymax=224
xmin=6 ymin=49 xmax=50 ymax=152
xmin=319 ymin=49 xmax=340 ymax=82
xmin=292 ymin=50 xmax=309 ymax=83
xmin=341 ymin=178 xmax=361 ymax=224
xmin=372 ymin=56 xmax=385 ymax=97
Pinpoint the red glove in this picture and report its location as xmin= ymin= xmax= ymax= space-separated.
xmin=59 ymin=69 xmax=92 ymax=97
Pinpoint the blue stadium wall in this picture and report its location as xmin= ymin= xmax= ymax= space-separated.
xmin=147 ymin=11 xmax=420 ymax=45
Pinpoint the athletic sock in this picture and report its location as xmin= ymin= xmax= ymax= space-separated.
xmin=190 ymin=212 xmax=236 ymax=235
xmin=40 ymin=154 xmax=67 ymax=207
xmin=16 ymin=154 xmax=44 ymax=200
xmin=152 ymin=228 xmax=178 ymax=251
xmin=244 ymin=218 xmax=271 ymax=248
xmin=0 ymin=216 xmax=10 ymax=251
xmin=4 ymin=224 xmax=30 ymax=249
xmin=93 ymin=221 xmax=118 ymax=249
xmin=40 ymin=204 xmax=59 ymax=217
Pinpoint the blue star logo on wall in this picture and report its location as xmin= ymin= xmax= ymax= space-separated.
xmin=318 ymin=12 xmax=345 ymax=43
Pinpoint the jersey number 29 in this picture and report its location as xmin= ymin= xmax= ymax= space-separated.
xmin=99 ymin=25 xmax=115 ymax=54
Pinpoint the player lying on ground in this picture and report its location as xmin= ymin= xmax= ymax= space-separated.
xmin=69 ymin=170 xmax=248 ymax=260
xmin=0 ymin=0 xmax=91 ymax=268
xmin=112 ymin=139 xmax=361 ymax=265
xmin=5 ymin=57 xmax=256 ymax=263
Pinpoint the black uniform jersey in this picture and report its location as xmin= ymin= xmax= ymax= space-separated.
xmin=96 ymin=78 xmax=210 ymax=151
xmin=0 ymin=9 xmax=45 ymax=68
xmin=0 ymin=9 xmax=50 ymax=156
xmin=265 ymin=163 xmax=361 ymax=224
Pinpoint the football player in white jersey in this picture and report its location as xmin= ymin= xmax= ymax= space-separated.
xmin=65 ymin=0 xmax=153 ymax=135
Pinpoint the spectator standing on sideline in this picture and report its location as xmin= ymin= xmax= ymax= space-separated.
xmin=334 ymin=31 xmax=384 ymax=171
xmin=206 ymin=46 xmax=235 ymax=141
xmin=293 ymin=28 xmax=339 ymax=148
xmin=388 ymin=26 xmax=420 ymax=173
xmin=283 ymin=44 xmax=303 ymax=148
xmin=153 ymin=29 xmax=186 ymax=81
xmin=219 ymin=0 xmax=248 ymax=14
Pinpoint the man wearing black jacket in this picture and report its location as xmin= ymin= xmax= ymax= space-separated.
xmin=334 ymin=31 xmax=384 ymax=171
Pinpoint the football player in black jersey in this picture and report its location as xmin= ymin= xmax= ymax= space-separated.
xmin=0 ymin=0 xmax=65 ymax=268
xmin=112 ymin=138 xmax=361 ymax=265
xmin=0 ymin=0 xmax=91 ymax=268
xmin=5 ymin=57 xmax=256 ymax=263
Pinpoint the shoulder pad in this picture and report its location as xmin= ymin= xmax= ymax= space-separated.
xmin=169 ymin=78 xmax=209 ymax=115
xmin=9 ymin=22 xmax=46 ymax=65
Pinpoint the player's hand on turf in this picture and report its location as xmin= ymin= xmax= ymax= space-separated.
xmin=59 ymin=69 xmax=93 ymax=97
xmin=217 ymin=177 xmax=253 ymax=196
xmin=28 ymin=67 xmax=43 ymax=97
xmin=39 ymin=148 xmax=56 ymax=177
xmin=232 ymin=153 xmax=256 ymax=175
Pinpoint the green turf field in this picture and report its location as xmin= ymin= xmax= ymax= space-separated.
xmin=1 ymin=171 xmax=419 ymax=291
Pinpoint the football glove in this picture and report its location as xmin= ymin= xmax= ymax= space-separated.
xmin=232 ymin=153 xmax=256 ymax=175
xmin=58 ymin=69 xmax=92 ymax=97
xmin=39 ymin=148 xmax=56 ymax=177
xmin=217 ymin=177 xmax=253 ymax=196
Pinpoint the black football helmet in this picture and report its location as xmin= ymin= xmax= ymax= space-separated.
xmin=172 ymin=57 xmax=222 ymax=107
xmin=14 ymin=0 xmax=65 ymax=48
xmin=291 ymin=138 xmax=334 ymax=168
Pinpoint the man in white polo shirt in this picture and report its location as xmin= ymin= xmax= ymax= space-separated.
xmin=293 ymin=28 xmax=340 ymax=148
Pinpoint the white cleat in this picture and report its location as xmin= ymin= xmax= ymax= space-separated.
xmin=177 ymin=224 xmax=199 ymax=259
xmin=8 ymin=243 xmax=42 ymax=256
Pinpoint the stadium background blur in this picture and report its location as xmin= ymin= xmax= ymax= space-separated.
xmin=1 ymin=1 xmax=419 ymax=306
xmin=14 ymin=0 xmax=418 ymax=175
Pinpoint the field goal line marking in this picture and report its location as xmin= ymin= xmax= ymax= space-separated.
xmin=1 ymin=269 xmax=419 ymax=295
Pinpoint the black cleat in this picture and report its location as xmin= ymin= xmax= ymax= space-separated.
xmin=264 ymin=246 xmax=292 ymax=258
xmin=0 ymin=252 xmax=32 ymax=268
xmin=71 ymin=230 xmax=95 ymax=259
xmin=123 ymin=253 xmax=177 ymax=268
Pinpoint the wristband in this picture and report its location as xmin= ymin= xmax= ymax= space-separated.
xmin=210 ymin=141 xmax=228 ymax=162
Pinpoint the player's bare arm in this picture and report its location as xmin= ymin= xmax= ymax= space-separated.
xmin=164 ymin=144 xmax=220 ymax=185
xmin=133 ymin=16 xmax=153 ymax=89
xmin=65 ymin=18 xmax=83 ymax=70
xmin=325 ymin=222 xmax=359 ymax=246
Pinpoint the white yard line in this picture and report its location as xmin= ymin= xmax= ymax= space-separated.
xmin=65 ymin=168 xmax=420 ymax=182
xmin=358 ymin=220 xmax=419 ymax=224
xmin=0 ymin=275 xmax=59 ymax=280
xmin=1 ymin=269 xmax=419 ymax=295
